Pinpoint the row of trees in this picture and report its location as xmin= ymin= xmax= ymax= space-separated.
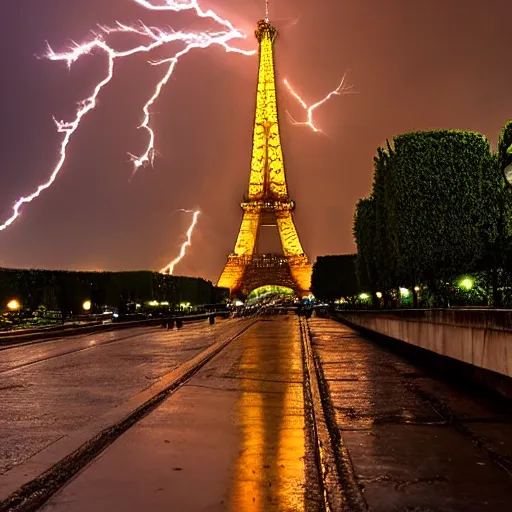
xmin=352 ymin=122 xmax=512 ymax=308
xmin=311 ymin=255 xmax=360 ymax=304
xmin=0 ymin=268 xmax=228 ymax=318
xmin=312 ymin=121 xmax=512 ymax=307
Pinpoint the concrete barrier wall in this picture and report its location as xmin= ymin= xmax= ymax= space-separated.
xmin=337 ymin=310 xmax=512 ymax=379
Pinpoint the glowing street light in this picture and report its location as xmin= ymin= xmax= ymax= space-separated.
xmin=399 ymin=288 xmax=410 ymax=297
xmin=376 ymin=292 xmax=383 ymax=299
xmin=359 ymin=293 xmax=369 ymax=300
xmin=459 ymin=278 xmax=473 ymax=291
xmin=7 ymin=299 xmax=20 ymax=311
xmin=82 ymin=300 xmax=92 ymax=311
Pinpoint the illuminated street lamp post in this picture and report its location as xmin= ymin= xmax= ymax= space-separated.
xmin=6 ymin=300 xmax=21 ymax=328
xmin=7 ymin=299 xmax=21 ymax=311
xmin=459 ymin=278 xmax=473 ymax=291
xmin=82 ymin=300 xmax=92 ymax=312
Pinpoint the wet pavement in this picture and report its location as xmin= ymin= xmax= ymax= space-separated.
xmin=309 ymin=317 xmax=512 ymax=511
xmin=2 ymin=316 xmax=512 ymax=511
xmin=0 ymin=319 xmax=244 ymax=475
xmin=42 ymin=316 xmax=319 ymax=512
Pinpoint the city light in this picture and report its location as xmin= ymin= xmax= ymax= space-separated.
xmin=414 ymin=286 xmax=421 ymax=292
xmin=399 ymin=288 xmax=410 ymax=297
xmin=359 ymin=293 xmax=369 ymax=300
xmin=82 ymin=300 xmax=92 ymax=311
xmin=148 ymin=300 xmax=159 ymax=306
xmin=7 ymin=300 xmax=21 ymax=311
xmin=376 ymin=292 xmax=383 ymax=299
xmin=459 ymin=278 xmax=474 ymax=291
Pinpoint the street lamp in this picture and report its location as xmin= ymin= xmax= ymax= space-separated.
xmin=7 ymin=299 xmax=20 ymax=311
xmin=459 ymin=278 xmax=473 ymax=291
xmin=399 ymin=288 xmax=410 ymax=297
xmin=82 ymin=300 xmax=92 ymax=311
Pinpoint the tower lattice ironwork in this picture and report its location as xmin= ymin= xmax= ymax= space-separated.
xmin=217 ymin=18 xmax=312 ymax=298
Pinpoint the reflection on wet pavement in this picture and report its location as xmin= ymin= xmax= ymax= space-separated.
xmin=40 ymin=316 xmax=315 ymax=512
xmin=230 ymin=318 xmax=306 ymax=511
xmin=11 ymin=315 xmax=512 ymax=511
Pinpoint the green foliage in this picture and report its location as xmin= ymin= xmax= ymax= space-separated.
xmin=311 ymin=255 xmax=361 ymax=303
xmin=372 ymin=144 xmax=397 ymax=292
xmin=491 ymin=121 xmax=512 ymax=305
xmin=388 ymin=130 xmax=494 ymax=290
xmin=353 ymin=197 xmax=377 ymax=292
xmin=499 ymin=121 xmax=512 ymax=167
xmin=351 ymin=124 xmax=512 ymax=307
xmin=247 ymin=285 xmax=294 ymax=299
xmin=497 ymin=121 xmax=512 ymax=239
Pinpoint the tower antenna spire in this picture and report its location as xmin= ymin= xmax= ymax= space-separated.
xmin=265 ymin=0 xmax=269 ymax=22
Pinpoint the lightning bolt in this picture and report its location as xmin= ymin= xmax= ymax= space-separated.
xmin=0 ymin=0 xmax=255 ymax=232
xmin=160 ymin=209 xmax=200 ymax=275
xmin=283 ymin=73 xmax=354 ymax=133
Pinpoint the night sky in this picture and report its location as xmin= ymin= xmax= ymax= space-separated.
xmin=0 ymin=0 xmax=511 ymax=283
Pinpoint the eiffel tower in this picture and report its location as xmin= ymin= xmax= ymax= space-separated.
xmin=217 ymin=17 xmax=312 ymax=298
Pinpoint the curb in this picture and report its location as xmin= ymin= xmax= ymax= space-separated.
xmin=300 ymin=317 xmax=368 ymax=512
xmin=299 ymin=317 xmax=345 ymax=512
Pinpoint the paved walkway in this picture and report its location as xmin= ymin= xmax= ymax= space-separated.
xmin=42 ymin=317 xmax=320 ymax=512
xmin=2 ymin=316 xmax=512 ymax=511
xmin=309 ymin=317 xmax=512 ymax=511
xmin=0 ymin=320 xmax=242 ymax=475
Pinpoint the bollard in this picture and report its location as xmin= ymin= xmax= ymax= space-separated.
xmin=176 ymin=318 xmax=183 ymax=329
xmin=209 ymin=314 xmax=215 ymax=325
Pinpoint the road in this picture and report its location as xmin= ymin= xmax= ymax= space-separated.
xmin=1 ymin=315 xmax=512 ymax=511
xmin=0 ymin=319 xmax=244 ymax=476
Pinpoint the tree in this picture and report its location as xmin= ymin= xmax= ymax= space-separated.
xmin=353 ymin=197 xmax=379 ymax=306
xmin=311 ymin=255 xmax=361 ymax=304
xmin=386 ymin=130 xmax=494 ymax=305
xmin=0 ymin=268 xmax=226 ymax=319
xmin=372 ymin=144 xmax=399 ymax=305
xmin=484 ymin=121 xmax=512 ymax=306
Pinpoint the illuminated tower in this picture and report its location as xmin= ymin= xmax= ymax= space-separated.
xmin=218 ymin=18 xmax=312 ymax=297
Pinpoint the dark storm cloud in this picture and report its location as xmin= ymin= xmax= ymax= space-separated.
xmin=0 ymin=0 xmax=511 ymax=281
